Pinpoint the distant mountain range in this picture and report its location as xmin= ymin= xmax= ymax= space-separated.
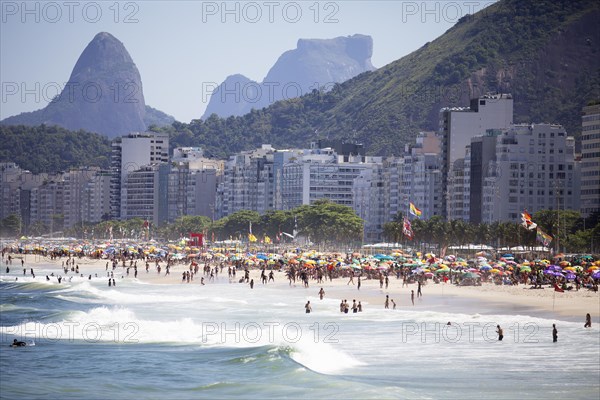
xmin=202 ymin=34 xmax=376 ymax=118
xmin=166 ymin=0 xmax=600 ymax=158
xmin=2 ymin=0 xmax=599 ymax=167
xmin=1 ymin=32 xmax=174 ymax=138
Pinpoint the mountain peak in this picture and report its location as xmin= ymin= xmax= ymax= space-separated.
xmin=203 ymin=34 xmax=376 ymax=119
xmin=1 ymin=32 xmax=152 ymax=138
xmin=70 ymin=31 xmax=135 ymax=80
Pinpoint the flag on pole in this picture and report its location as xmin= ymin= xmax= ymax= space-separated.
xmin=521 ymin=210 xmax=537 ymax=230
xmin=402 ymin=216 xmax=414 ymax=239
xmin=248 ymin=233 xmax=257 ymax=242
xmin=264 ymin=236 xmax=271 ymax=244
xmin=409 ymin=202 xmax=422 ymax=218
xmin=293 ymin=216 xmax=298 ymax=238
xmin=536 ymin=228 xmax=553 ymax=247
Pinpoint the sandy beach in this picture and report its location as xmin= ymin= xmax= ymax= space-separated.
xmin=12 ymin=254 xmax=600 ymax=322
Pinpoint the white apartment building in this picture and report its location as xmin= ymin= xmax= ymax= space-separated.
xmin=440 ymin=93 xmax=513 ymax=219
xmin=580 ymin=103 xmax=600 ymax=217
xmin=482 ymin=124 xmax=580 ymax=222
xmin=110 ymin=132 xmax=169 ymax=219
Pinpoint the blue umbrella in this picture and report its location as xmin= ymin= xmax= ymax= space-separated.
xmin=592 ymin=271 xmax=600 ymax=280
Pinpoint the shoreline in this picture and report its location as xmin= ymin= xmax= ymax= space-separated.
xmin=3 ymin=255 xmax=599 ymax=323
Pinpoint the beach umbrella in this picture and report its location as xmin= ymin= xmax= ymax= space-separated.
xmin=565 ymin=273 xmax=576 ymax=281
xmin=480 ymin=265 xmax=492 ymax=271
xmin=559 ymin=261 xmax=571 ymax=267
xmin=591 ymin=271 xmax=600 ymax=279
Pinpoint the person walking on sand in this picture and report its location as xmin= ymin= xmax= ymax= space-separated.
xmin=347 ymin=270 xmax=355 ymax=285
xmin=584 ymin=313 xmax=592 ymax=328
xmin=391 ymin=299 xmax=396 ymax=309
xmin=496 ymin=325 xmax=504 ymax=341
xmin=318 ymin=288 xmax=325 ymax=300
xmin=417 ymin=280 xmax=422 ymax=297
xmin=411 ymin=290 xmax=415 ymax=306
xmin=305 ymin=301 xmax=312 ymax=314
xmin=357 ymin=276 xmax=361 ymax=290
xmin=552 ymin=324 xmax=558 ymax=342
xmin=357 ymin=301 xmax=362 ymax=312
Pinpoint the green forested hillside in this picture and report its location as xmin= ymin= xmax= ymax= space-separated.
xmin=165 ymin=0 xmax=600 ymax=157
xmin=0 ymin=125 xmax=111 ymax=173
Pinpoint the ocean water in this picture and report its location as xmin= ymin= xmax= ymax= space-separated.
xmin=1 ymin=265 xmax=599 ymax=399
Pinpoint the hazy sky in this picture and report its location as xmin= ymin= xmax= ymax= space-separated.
xmin=1 ymin=1 xmax=495 ymax=122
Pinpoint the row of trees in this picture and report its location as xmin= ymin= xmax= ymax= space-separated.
xmin=10 ymin=200 xmax=363 ymax=248
xmin=383 ymin=210 xmax=600 ymax=254
xmin=4 ymin=204 xmax=599 ymax=254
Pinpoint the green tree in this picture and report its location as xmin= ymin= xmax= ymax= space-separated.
xmin=534 ymin=210 xmax=581 ymax=252
xmin=0 ymin=214 xmax=22 ymax=237
xmin=165 ymin=215 xmax=212 ymax=240
xmin=297 ymin=199 xmax=363 ymax=245
xmin=223 ymin=210 xmax=260 ymax=239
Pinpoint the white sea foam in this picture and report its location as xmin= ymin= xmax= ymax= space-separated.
xmin=288 ymin=337 xmax=365 ymax=374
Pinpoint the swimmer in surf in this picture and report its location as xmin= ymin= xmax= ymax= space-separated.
xmin=10 ymin=339 xmax=26 ymax=347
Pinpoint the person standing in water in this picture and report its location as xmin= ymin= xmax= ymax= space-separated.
xmin=496 ymin=325 xmax=504 ymax=341
xmin=318 ymin=288 xmax=325 ymax=300
xmin=305 ymin=301 xmax=312 ymax=314
xmin=411 ymin=290 xmax=415 ymax=306
xmin=552 ymin=324 xmax=558 ymax=342
xmin=384 ymin=295 xmax=389 ymax=309
xmin=584 ymin=313 xmax=592 ymax=328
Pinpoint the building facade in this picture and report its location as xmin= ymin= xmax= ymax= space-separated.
xmin=580 ymin=103 xmax=600 ymax=217
xmin=439 ymin=93 xmax=513 ymax=219
xmin=482 ymin=124 xmax=580 ymax=223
